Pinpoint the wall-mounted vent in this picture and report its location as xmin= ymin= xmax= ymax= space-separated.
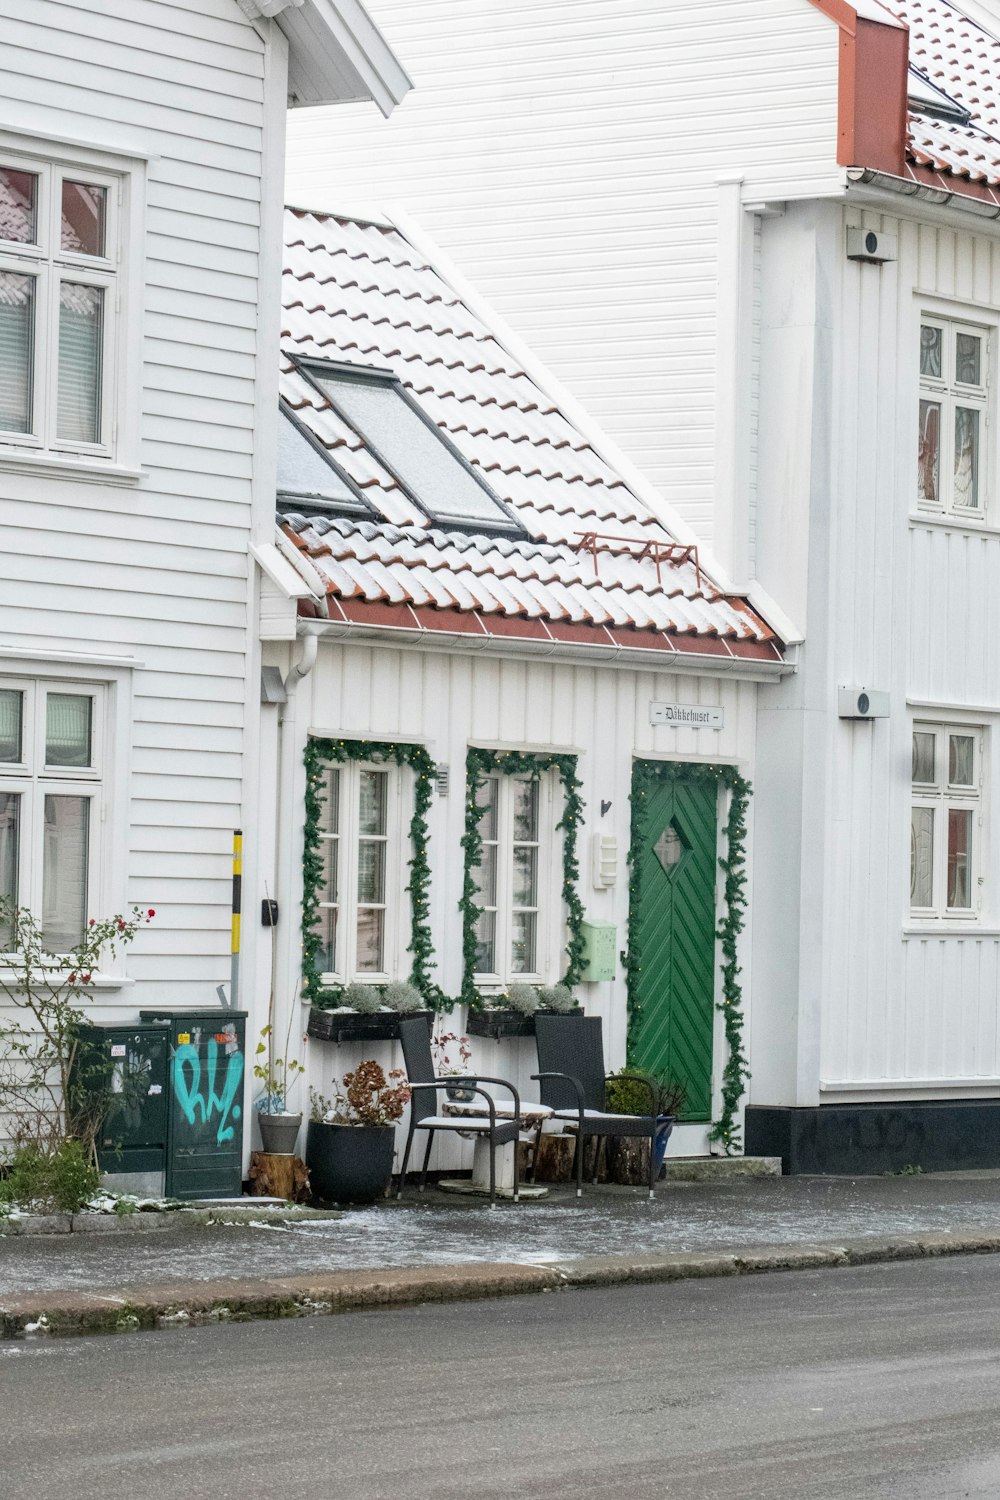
xmin=847 ymin=229 xmax=897 ymax=264
xmin=435 ymin=765 xmax=450 ymax=796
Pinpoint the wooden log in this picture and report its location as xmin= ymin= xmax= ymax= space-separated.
xmin=248 ymin=1151 xmax=311 ymax=1202
xmin=517 ymin=1132 xmax=576 ymax=1183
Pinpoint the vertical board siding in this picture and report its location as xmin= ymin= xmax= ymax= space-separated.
xmin=292 ymin=640 xmax=759 ymax=1158
xmin=286 ymin=0 xmax=841 ymax=546
xmin=0 ymin=3 xmax=265 ymax=995
xmin=818 ymin=204 xmax=1000 ymax=1091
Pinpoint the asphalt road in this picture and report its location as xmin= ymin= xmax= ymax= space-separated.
xmin=4 ymin=1256 xmax=1000 ymax=1500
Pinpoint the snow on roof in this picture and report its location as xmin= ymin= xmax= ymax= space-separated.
xmin=882 ymin=0 xmax=1000 ymax=186
xmin=278 ymin=209 xmax=781 ymax=663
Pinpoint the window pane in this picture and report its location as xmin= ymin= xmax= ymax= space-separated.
xmin=321 ymin=768 xmax=340 ymax=835
xmin=920 ymin=324 xmax=943 ymax=379
xmin=0 ymin=271 xmax=34 ymax=434
xmin=356 ymin=907 xmax=384 ymax=972
xmin=511 ymin=911 xmax=536 ymax=974
xmin=912 ymin=731 xmax=936 ymax=785
xmin=953 ymin=407 xmax=980 ymax=510
xmin=474 ymin=910 xmax=496 ymax=973
xmin=476 ymin=778 xmax=498 ymax=840
xmin=358 ymin=770 xmax=386 ymax=835
xmin=318 ymin=836 xmax=338 ymax=904
xmin=917 ymin=400 xmax=940 ymax=504
xmin=277 ymin=409 xmax=359 ymax=507
xmin=512 ymin=845 xmax=537 ymax=907
xmin=947 ymin=809 xmax=973 ymax=910
xmin=956 ymin=332 xmax=982 ymax=386
xmin=0 ymin=689 xmax=22 ymax=762
xmin=313 ymin=906 xmax=337 ymax=975
xmin=477 ymin=843 xmax=497 ymax=906
xmin=0 ymin=168 xmax=37 ymax=244
xmin=46 ymin=693 xmax=92 ymax=767
xmin=910 ymin=806 xmax=934 ymax=907
xmin=0 ymin=788 xmax=19 ymax=906
xmin=42 ymin=795 xmax=89 ymax=951
xmin=61 ymin=181 xmax=106 ymax=258
xmin=357 ymin=841 xmax=385 ymax=904
xmin=316 ymin=370 xmax=513 ymax=529
xmin=57 ymin=282 xmax=103 ymax=444
xmin=512 ymin=779 xmax=539 ymax=841
xmin=949 ymin=734 xmax=975 ymax=788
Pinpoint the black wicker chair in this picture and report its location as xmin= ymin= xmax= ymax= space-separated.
xmin=533 ymin=1014 xmax=661 ymax=1198
xmin=397 ymin=1016 xmax=522 ymax=1208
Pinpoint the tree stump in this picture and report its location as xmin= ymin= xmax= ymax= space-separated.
xmin=248 ymin=1151 xmax=311 ymax=1202
xmin=518 ymin=1132 xmax=576 ymax=1183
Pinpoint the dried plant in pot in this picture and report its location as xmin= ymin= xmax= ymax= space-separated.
xmin=430 ymin=1023 xmax=474 ymax=1102
xmin=305 ymin=1063 xmax=410 ymax=1205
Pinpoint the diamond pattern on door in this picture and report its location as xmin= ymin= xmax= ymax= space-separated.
xmin=653 ymin=819 xmax=688 ymax=877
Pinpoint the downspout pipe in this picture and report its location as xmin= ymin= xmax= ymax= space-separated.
xmin=273 ymin=623 xmax=321 ymax=1095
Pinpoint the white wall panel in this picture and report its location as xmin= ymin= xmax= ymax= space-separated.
xmin=286 ymin=0 xmax=842 ymax=545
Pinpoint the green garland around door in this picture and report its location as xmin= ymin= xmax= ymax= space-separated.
xmin=302 ymin=737 xmax=441 ymax=1009
xmin=625 ymin=760 xmax=752 ymax=1155
xmin=459 ymin=748 xmax=586 ymax=1008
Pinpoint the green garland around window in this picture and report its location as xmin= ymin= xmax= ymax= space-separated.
xmin=302 ymin=737 xmax=441 ymax=1009
xmin=625 ymin=760 xmax=752 ymax=1155
xmin=459 ymin=748 xmax=586 ymax=1009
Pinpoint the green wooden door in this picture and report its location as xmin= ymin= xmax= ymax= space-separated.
xmin=630 ymin=765 xmax=718 ymax=1121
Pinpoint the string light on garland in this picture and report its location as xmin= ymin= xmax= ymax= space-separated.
xmin=459 ymin=748 xmax=586 ymax=1009
xmin=302 ymin=737 xmax=445 ymax=1011
xmin=625 ymin=759 xmax=752 ymax=1156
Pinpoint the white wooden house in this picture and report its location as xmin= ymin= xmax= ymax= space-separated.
xmin=0 ymin=0 xmax=408 ymax=1144
xmin=261 ymin=208 xmax=786 ymax=1166
xmin=285 ymin=0 xmax=1000 ymax=1169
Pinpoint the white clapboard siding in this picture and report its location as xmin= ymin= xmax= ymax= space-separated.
xmin=286 ymin=0 xmax=842 ymax=544
xmin=0 ymin=0 xmax=268 ymax=1009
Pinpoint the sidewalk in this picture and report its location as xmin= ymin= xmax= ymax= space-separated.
xmin=5 ymin=1169 xmax=1000 ymax=1337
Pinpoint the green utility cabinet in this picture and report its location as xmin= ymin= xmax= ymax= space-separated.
xmin=76 ymin=1022 xmax=171 ymax=1196
xmin=139 ymin=1009 xmax=248 ymax=1200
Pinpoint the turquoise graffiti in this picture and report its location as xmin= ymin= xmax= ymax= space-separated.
xmin=172 ymin=1039 xmax=244 ymax=1146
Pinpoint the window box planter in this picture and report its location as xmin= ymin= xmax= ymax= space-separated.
xmin=467 ymin=1007 xmax=583 ymax=1040
xmin=306 ymin=1008 xmax=432 ymax=1044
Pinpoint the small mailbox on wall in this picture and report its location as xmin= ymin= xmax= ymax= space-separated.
xmin=580 ymin=919 xmax=616 ymax=982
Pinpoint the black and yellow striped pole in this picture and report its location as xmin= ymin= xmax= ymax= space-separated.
xmin=231 ymin=828 xmax=242 ymax=1010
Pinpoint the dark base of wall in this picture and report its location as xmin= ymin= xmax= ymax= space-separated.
xmin=745 ymin=1100 xmax=1000 ymax=1175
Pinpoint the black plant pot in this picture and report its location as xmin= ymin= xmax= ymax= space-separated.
xmin=305 ymin=1121 xmax=396 ymax=1205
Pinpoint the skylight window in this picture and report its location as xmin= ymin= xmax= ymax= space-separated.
xmin=300 ymin=360 xmax=522 ymax=535
xmin=277 ymin=405 xmax=369 ymax=516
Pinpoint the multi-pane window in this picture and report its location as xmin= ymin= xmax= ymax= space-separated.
xmin=911 ymin=723 xmax=982 ymax=919
xmin=313 ymin=763 xmax=404 ymax=982
xmin=473 ymin=773 xmax=556 ymax=983
xmin=0 ymin=157 xmax=119 ymax=456
xmin=0 ymin=682 xmax=102 ymax=951
xmin=918 ymin=317 xmax=989 ymax=519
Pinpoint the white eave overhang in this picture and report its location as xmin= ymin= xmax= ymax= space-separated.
xmin=239 ymin=0 xmax=412 ymax=116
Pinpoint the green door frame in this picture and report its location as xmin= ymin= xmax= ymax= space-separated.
xmin=625 ymin=758 xmax=752 ymax=1154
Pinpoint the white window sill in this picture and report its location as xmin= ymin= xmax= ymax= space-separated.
xmin=0 ymin=450 xmax=143 ymax=487
xmin=909 ymin=512 xmax=1000 ymax=538
xmin=902 ymin=925 xmax=1000 ymax=939
xmin=0 ymin=971 xmax=135 ymax=990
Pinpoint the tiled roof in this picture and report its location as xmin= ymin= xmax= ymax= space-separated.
xmin=879 ymin=0 xmax=1000 ymax=188
xmin=279 ymin=209 xmax=781 ymax=662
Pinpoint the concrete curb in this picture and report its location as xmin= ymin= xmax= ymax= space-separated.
xmin=4 ymin=1226 xmax=1000 ymax=1339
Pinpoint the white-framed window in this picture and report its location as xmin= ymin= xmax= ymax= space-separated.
xmin=910 ymin=722 xmax=984 ymax=920
xmin=918 ymin=316 xmax=990 ymax=520
xmin=0 ymin=137 xmax=144 ymax=477
xmin=472 ymin=772 xmax=561 ymax=986
xmin=312 ymin=762 xmax=409 ymax=983
xmin=0 ymin=680 xmax=105 ymax=951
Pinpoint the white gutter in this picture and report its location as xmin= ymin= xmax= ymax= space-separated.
xmin=847 ymin=166 xmax=1000 ymax=220
xmin=301 ymin=615 xmax=796 ymax=681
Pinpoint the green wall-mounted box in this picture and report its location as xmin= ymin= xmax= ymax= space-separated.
xmin=580 ymin=919 xmax=616 ymax=982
